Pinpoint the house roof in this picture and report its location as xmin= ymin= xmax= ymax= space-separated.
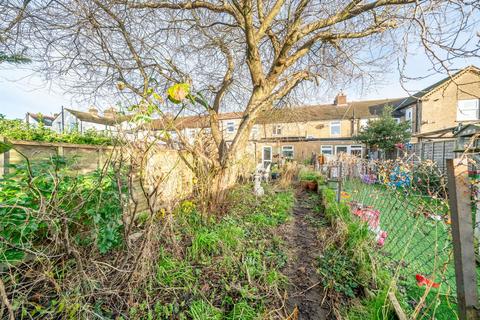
xmin=150 ymin=112 xmax=243 ymax=130
xmin=150 ymin=98 xmax=407 ymax=130
xmin=256 ymin=98 xmax=408 ymax=124
xmin=64 ymin=108 xmax=131 ymax=126
xmin=395 ymin=65 xmax=480 ymax=109
xmin=27 ymin=112 xmax=55 ymax=126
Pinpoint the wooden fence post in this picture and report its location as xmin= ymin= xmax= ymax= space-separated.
xmin=446 ymin=158 xmax=479 ymax=320
xmin=0 ymin=136 xmax=10 ymax=177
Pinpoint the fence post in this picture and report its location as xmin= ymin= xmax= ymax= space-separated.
xmin=446 ymin=158 xmax=479 ymax=320
xmin=0 ymin=136 xmax=10 ymax=177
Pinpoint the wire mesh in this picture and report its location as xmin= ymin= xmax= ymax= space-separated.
xmin=320 ymin=153 xmax=475 ymax=319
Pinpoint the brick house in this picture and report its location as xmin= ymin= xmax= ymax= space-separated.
xmin=393 ymin=65 xmax=480 ymax=142
xmin=152 ymin=94 xmax=407 ymax=166
xmin=151 ymin=65 xmax=480 ymax=168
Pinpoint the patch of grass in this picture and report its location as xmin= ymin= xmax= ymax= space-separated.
xmin=156 ymin=252 xmax=196 ymax=287
xmin=189 ymin=300 xmax=222 ymax=320
xmin=226 ymin=300 xmax=257 ymax=320
xmin=130 ymin=185 xmax=295 ymax=319
xmin=346 ymin=287 xmax=395 ymax=320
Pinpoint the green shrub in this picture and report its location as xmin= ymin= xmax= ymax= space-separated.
xmin=0 ymin=115 xmax=114 ymax=145
xmin=0 ymin=157 xmax=124 ymax=263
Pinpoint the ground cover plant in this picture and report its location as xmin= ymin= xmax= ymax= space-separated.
xmin=0 ymin=114 xmax=114 ymax=145
xmin=0 ymin=155 xmax=295 ymax=319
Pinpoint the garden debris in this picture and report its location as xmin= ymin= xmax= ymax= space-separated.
xmin=349 ymin=202 xmax=388 ymax=246
xmin=415 ymin=274 xmax=440 ymax=288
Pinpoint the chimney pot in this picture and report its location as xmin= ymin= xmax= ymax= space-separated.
xmin=104 ymin=107 xmax=117 ymax=118
xmin=334 ymin=91 xmax=347 ymax=106
xmin=88 ymin=106 xmax=99 ymax=116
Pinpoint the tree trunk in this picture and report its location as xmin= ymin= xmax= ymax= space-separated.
xmin=209 ymin=130 xmax=252 ymax=209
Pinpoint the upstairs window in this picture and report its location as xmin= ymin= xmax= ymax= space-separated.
xmin=252 ymin=125 xmax=259 ymax=136
xmin=226 ymin=121 xmax=235 ymax=133
xmin=282 ymin=145 xmax=294 ymax=159
xmin=359 ymin=119 xmax=369 ymax=129
xmin=405 ymin=107 xmax=413 ymax=122
xmin=457 ymin=99 xmax=479 ymax=121
xmin=272 ymin=124 xmax=282 ymax=135
xmin=330 ymin=121 xmax=341 ymax=136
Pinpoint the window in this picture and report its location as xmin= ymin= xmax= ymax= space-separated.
xmin=405 ymin=107 xmax=413 ymax=122
xmin=187 ymin=128 xmax=197 ymax=137
xmin=330 ymin=121 xmax=341 ymax=135
xmin=282 ymin=145 xmax=294 ymax=159
xmin=262 ymin=146 xmax=272 ymax=168
xmin=272 ymin=124 xmax=282 ymax=135
xmin=320 ymin=145 xmax=333 ymax=155
xmin=252 ymin=125 xmax=259 ymax=136
xmin=226 ymin=121 xmax=235 ymax=133
xmin=457 ymin=99 xmax=479 ymax=121
xmin=394 ymin=118 xmax=401 ymax=124
xmin=350 ymin=145 xmax=363 ymax=157
xmin=335 ymin=146 xmax=348 ymax=154
xmin=359 ymin=119 xmax=369 ymax=129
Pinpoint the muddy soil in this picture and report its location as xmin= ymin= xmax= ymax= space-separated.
xmin=279 ymin=189 xmax=334 ymax=320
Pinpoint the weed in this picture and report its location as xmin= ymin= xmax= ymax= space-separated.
xmin=318 ymin=248 xmax=359 ymax=298
xmin=156 ymin=252 xmax=196 ymax=287
xmin=189 ymin=300 xmax=222 ymax=320
xmin=226 ymin=300 xmax=257 ymax=320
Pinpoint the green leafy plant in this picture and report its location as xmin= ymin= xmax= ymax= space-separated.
xmin=0 ymin=157 xmax=125 ymax=263
xmin=0 ymin=114 xmax=114 ymax=145
xmin=354 ymin=106 xmax=411 ymax=153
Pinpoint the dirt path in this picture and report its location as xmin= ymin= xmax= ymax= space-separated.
xmin=279 ymin=189 xmax=332 ymax=320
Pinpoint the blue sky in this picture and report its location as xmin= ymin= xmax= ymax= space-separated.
xmin=1 ymin=54 xmax=478 ymax=119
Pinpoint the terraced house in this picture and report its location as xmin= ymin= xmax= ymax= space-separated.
xmin=153 ymin=65 xmax=480 ymax=167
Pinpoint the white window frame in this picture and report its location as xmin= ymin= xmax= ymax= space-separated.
xmin=405 ymin=107 xmax=413 ymax=122
xmin=262 ymin=146 xmax=272 ymax=168
xmin=335 ymin=145 xmax=348 ymax=154
xmin=187 ymin=128 xmax=197 ymax=137
xmin=320 ymin=145 xmax=333 ymax=155
xmin=457 ymin=99 xmax=479 ymax=121
xmin=252 ymin=125 xmax=259 ymax=136
xmin=350 ymin=145 xmax=363 ymax=157
xmin=226 ymin=121 xmax=235 ymax=133
xmin=281 ymin=145 xmax=294 ymax=159
xmin=330 ymin=121 xmax=341 ymax=136
xmin=359 ymin=119 xmax=369 ymax=129
xmin=272 ymin=124 xmax=282 ymax=135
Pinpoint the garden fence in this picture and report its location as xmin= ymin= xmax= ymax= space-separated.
xmin=319 ymin=153 xmax=479 ymax=319
xmin=0 ymin=138 xmax=195 ymax=210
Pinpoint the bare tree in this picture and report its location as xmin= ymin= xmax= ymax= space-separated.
xmin=4 ymin=0 xmax=479 ymax=204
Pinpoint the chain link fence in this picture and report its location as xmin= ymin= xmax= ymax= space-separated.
xmin=319 ymin=153 xmax=480 ymax=319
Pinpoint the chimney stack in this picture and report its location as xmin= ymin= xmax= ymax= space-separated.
xmin=88 ymin=106 xmax=99 ymax=116
xmin=334 ymin=91 xmax=347 ymax=106
xmin=104 ymin=107 xmax=117 ymax=118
